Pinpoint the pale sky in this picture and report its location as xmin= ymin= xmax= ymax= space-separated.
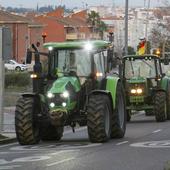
xmin=0 ymin=0 xmax=169 ymax=9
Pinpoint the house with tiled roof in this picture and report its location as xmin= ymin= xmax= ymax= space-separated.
xmin=34 ymin=8 xmax=101 ymax=42
xmin=0 ymin=10 xmax=44 ymax=63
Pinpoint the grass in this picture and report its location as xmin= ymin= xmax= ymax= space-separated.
xmin=4 ymin=86 xmax=32 ymax=107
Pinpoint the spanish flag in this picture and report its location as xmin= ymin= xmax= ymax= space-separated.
xmin=137 ymin=41 xmax=146 ymax=55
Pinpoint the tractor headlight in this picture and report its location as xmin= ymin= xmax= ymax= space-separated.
xmin=47 ymin=92 xmax=54 ymax=98
xmin=62 ymin=102 xmax=67 ymax=107
xmin=131 ymin=89 xmax=136 ymax=94
xmin=84 ymin=42 xmax=93 ymax=51
xmin=48 ymin=46 xmax=53 ymax=51
xmin=136 ymin=88 xmax=143 ymax=94
xmin=61 ymin=91 xmax=69 ymax=98
xmin=50 ymin=102 xmax=55 ymax=108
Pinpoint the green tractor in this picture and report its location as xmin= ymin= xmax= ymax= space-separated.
xmin=15 ymin=40 xmax=126 ymax=145
xmin=122 ymin=54 xmax=170 ymax=122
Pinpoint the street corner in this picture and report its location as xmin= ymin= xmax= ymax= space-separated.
xmin=0 ymin=134 xmax=16 ymax=145
xmin=164 ymin=161 xmax=170 ymax=170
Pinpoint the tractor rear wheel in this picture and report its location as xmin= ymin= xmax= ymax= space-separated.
xmin=15 ymin=97 xmax=40 ymax=145
xmin=110 ymin=82 xmax=126 ymax=138
xmin=154 ymin=91 xmax=166 ymax=122
xmin=40 ymin=123 xmax=63 ymax=141
xmin=87 ymin=95 xmax=111 ymax=143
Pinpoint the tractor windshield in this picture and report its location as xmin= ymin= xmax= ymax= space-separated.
xmin=124 ymin=58 xmax=157 ymax=79
xmin=52 ymin=49 xmax=91 ymax=77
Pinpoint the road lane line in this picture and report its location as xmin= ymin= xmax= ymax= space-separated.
xmin=46 ymin=157 xmax=75 ymax=167
xmin=0 ymin=143 xmax=17 ymax=148
xmin=116 ymin=141 xmax=129 ymax=146
xmin=152 ymin=129 xmax=162 ymax=133
xmin=0 ymin=165 xmax=21 ymax=169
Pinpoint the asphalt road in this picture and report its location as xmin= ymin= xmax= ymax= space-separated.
xmin=0 ymin=112 xmax=170 ymax=170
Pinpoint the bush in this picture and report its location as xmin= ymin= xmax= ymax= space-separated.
xmin=5 ymin=72 xmax=31 ymax=88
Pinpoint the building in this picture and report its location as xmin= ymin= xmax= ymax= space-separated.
xmin=0 ymin=10 xmax=44 ymax=63
xmin=34 ymin=9 xmax=100 ymax=42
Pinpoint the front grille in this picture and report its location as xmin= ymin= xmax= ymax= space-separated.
xmin=48 ymin=94 xmax=66 ymax=105
xmin=130 ymin=96 xmax=144 ymax=103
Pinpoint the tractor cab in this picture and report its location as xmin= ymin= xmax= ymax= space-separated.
xmin=123 ymin=55 xmax=163 ymax=89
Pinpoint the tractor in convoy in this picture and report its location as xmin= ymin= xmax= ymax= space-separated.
xmin=15 ymin=40 xmax=126 ymax=145
xmin=122 ymin=54 xmax=170 ymax=122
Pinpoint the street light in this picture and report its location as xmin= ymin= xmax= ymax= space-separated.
xmin=42 ymin=32 xmax=47 ymax=43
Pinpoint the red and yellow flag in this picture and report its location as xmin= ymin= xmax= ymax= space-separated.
xmin=137 ymin=41 xmax=146 ymax=55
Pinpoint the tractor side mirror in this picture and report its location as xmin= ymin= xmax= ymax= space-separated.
xmin=26 ymin=49 xmax=32 ymax=64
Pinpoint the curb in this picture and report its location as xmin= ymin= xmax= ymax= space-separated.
xmin=0 ymin=137 xmax=17 ymax=145
xmin=164 ymin=161 xmax=170 ymax=170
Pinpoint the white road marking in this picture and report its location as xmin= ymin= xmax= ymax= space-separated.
xmin=49 ymin=150 xmax=79 ymax=156
xmin=46 ymin=157 xmax=75 ymax=167
xmin=152 ymin=129 xmax=162 ymax=133
xmin=0 ymin=165 xmax=21 ymax=169
xmin=130 ymin=140 xmax=170 ymax=148
xmin=12 ymin=156 xmax=51 ymax=162
xmin=10 ymin=143 xmax=101 ymax=151
xmin=0 ymin=143 xmax=18 ymax=149
xmin=116 ymin=141 xmax=129 ymax=146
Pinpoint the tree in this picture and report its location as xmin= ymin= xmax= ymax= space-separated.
xmin=87 ymin=11 xmax=107 ymax=39
xmin=149 ymin=5 xmax=170 ymax=55
xmin=87 ymin=11 xmax=100 ymax=33
xmin=98 ymin=21 xmax=108 ymax=40
xmin=128 ymin=46 xmax=136 ymax=55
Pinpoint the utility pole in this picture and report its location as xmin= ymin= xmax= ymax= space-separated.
xmin=145 ymin=0 xmax=150 ymax=40
xmin=124 ymin=0 xmax=129 ymax=55
xmin=0 ymin=28 xmax=4 ymax=133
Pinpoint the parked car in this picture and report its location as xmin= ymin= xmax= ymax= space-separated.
xmin=4 ymin=60 xmax=27 ymax=71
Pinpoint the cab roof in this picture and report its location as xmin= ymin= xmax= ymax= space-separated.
xmin=123 ymin=54 xmax=159 ymax=60
xmin=43 ymin=40 xmax=111 ymax=50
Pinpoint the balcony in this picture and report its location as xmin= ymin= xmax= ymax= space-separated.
xmin=66 ymin=33 xmax=86 ymax=40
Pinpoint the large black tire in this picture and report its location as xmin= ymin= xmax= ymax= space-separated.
xmin=110 ymin=82 xmax=126 ymax=138
xmin=15 ymin=66 xmax=21 ymax=71
xmin=166 ymin=83 xmax=170 ymax=120
xmin=40 ymin=123 xmax=63 ymax=141
xmin=87 ymin=95 xmax=111 ymax=143
xmin=15 ymin=97 xmax=40 ymax=145
xmin=154 ymin=91 xmax=167 ymax=122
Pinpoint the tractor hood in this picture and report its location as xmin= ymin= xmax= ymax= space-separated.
xmin=48 ymin=76 xmax=81 ymax=94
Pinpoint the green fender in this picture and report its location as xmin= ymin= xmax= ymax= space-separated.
xmin=161 ymin=76 xmax=170 ymax=91
xmin=106 ymin=76 xmax=120 ymax=109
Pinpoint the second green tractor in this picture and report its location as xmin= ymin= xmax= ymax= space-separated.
xmin=122 ymin=54 xmax=170 ymax=122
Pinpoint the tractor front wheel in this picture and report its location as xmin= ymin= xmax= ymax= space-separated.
xmin=15 ymin=97 xmax=40 ymax=145
xmin=87 ymin=95 xmax=111 ymax=143
xmin=154 ymin=91 xmax=166 ymax=122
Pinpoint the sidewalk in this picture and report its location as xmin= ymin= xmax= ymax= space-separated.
xmin=0 ymin=106 xmax=16 ymax=144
